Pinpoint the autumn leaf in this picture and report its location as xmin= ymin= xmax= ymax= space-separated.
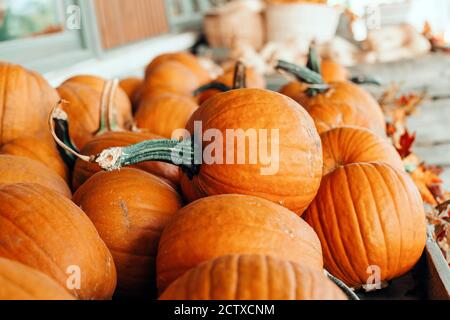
xmin=410 ymin=163 xmax=443 ymax=205
xmin=396 ymin=130 xmax=416 ymax=159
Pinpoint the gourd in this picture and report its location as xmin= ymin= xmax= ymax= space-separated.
xmin=156 ymin=194 xmax=323 ymax=291
xmin=73 ymin=168 xmax=182 ymax=297
xmin=0 ymin=258 xmax=75 ymax=300
xmin=0 ymin=183 xmax=117 ymax=299
xmin=160 ymin=254 xmax=346 ymax=300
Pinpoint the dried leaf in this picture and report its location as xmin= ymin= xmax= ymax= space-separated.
xmin=396 ymin=130 xmax=416 ymax=159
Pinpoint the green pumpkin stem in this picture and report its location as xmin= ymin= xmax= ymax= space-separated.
xmin=232 ymin=61 xmax=247 ymax=89
xmin=193 ymin=82 xmax=232 ymax=96
xmin=350 ymin=75 xmax=381 ymax=86
xmin=275 ymin=60 xmax=329 ymax=97
xmin=306 ymin=45 xmax=322 ymax=75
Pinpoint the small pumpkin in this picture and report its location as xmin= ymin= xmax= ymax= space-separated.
xmin=276 ymin=61 xmax=386 ymax=136
xmin=0 ymin=257 xmax=75 ymax=300
xmin=73 ymin=168 xmax=182 ymax=297
xmin=320 ymin=59 xmax=350 ymax=83
xmin=304 ymin=162 xmax=427 ymax=288
xmin=160 ymin=254 xmax=346 ymax=300
xmin=0 ymin=155 xmax=71 ymax=198
xmin=0 ymin=183 xmax=117 ymax=299
xmin=135 ymin=93 xmax=198 ymax=139
xmin=0 ymin=62 xmax=59 ymax=145
xmin=119 ymin=77 xmax=144 ymax=110
xmin=72 ymin=131 xmax=179 ymax=190
xmin=0 ymin=137 xmax=69 ymax=182
xmin=320 ymin=126 xmax=404 ymax=176
xmin=145 ymin=52 xmax=211 ymax=85
xmin=57 ymin=78 xmax=133 ymax=149
xmin=157 ymin=194 xmax=323 ymax=291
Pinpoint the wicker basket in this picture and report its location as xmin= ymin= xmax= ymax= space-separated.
xmin=204 ymin=0 xmax=265 ymax=50
xmin=265 ymin=3 xmax=341 ymax=44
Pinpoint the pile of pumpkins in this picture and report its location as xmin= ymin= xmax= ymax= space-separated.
xmin=0 ymin=50 xmax=426 ymax=300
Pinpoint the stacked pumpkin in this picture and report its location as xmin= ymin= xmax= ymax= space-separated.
xmin=0 ymin=49 xmax=427 ymax=301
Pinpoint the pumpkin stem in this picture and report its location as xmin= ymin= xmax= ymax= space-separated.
xmin=193 ymin=82 xmax=232 ymax=96
xmin=350 ymin=75 xmax=381 ymax=86
xmin=306 ymin=45 xmax=322 ymax=75
xmin=49 ymin=101 xmax=91 ymax=164
xmin=232 ymin=61 xmax=247 ymax=89
xmin=92 ymin=138 xmax=200 ymax=178
xmin=325 ymin=270 xmax=360 ymax=300
xmin=275 ymin=60 xmax=329 ymax=96
xmin=97 ymin=79 xmax=122 ymax=136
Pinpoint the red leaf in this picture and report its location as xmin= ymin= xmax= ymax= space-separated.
xmin=396 ymin=130 xmax=416 ymax=158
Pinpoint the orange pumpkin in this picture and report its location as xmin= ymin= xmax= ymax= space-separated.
xmin=0 ymin=63 xmax=59 ymax=145
xmin=135 ymin=93 xmax=198 ymax=139
xmin=0 ymin=183 xmax=117 ymax=299
xmin=321 ymin=60 xmax=350 ymax=83
xmin=320 ymin=126 xmax=403 ymax=176
xmin=73 ymin=168 xmax=182 ymax=297
xmin=0 ymin=257 xmax=75 ymax=300
xmin=304 ymin=162 xmax=427 ymax=287
xmin=157 ymin=194 xmax=323 ymax=291
xmin=277 ymin=61 xmax=386 ymax=136
xmin=0 ymin=155 xmax=71 ymax=198
xmin=72 ymin=131 xmax=179 ymax=190
xmin=119 ymin=77 xmax=144 ymax=110
xmin=0 ymin=137 xmax=69 ymax=182
xmin=57 ymin=78 xmax=133 ymax=149
xmin=160 ymin=254 xmax=346 ymax=300
xmin=145 ymin=52 xmax=211 ymax=85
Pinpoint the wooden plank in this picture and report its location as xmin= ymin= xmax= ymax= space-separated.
xmin=424 ymin=238 xmax=450 ymax=300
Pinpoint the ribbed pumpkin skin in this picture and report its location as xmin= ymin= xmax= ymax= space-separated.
xmin=135 ymin=94 xmax=198 ymax=139
xmin=321 ymin=60 xmax=349 ymax=83
xmin=72 ymin=131 xmax=179 ymax=190
xmin=321 ymin=127 xmax=404 ymax=176
xmin=160 ymin=254 xmax=346 ymax=300
xmin=57 ymin=80 xmax=133 ymax=149
xmin=157 ymin=194 xmax=323 ymax=291
xmin=0 ymin=63 xmax=59 ymax=145
xmin=0 ymin=137 xmax=69 ymax=182
xmin=0 ymin=258 xmax=75 ymax=300
xmin=119 ymin=77 xmax=143 ymax=110
xmin=304 ymin=163 xmax=427 ymax=287
xmin=0 ymin=184 xmax=117 ymax=299
xmin=0 ymin=155 xmax=71 ymax=198
xmin=145 ymin=52 xmax=211 ymax=85
xmin=181 ymin=88 xmax=323 ymax=216
xmin=280 ymin=81 xmax=386 ymax=136
xmin=73 ymin=169 xmax=183 ymax=297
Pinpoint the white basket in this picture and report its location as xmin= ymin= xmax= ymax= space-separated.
xmin=265 ymin=3 xmax=341 ymax=44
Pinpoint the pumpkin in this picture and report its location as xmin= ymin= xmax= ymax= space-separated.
xmin=72 ymin=131 xmax=179 ymax=190
xmin=160 ymin=254 xmax=346 ymax=300
xmin=91 ymin=89 xmax=323 ymax=216
xmin=321 ymin=60 xmax=350 ymax=83
xmin=136 ymin=61 xmax=200 ymax=104
xmin=0 ymin=62 xmax=59 ymax=145
xmin=195 ymin=66 xmax=266 ymax=105
xmin=73 ymin=168 xmax=182 ymax=297
xmin=0 ymin=183 xmax=117 ymax=299
xmin=0 ymin=257 xmax=75 ymax=300
xmin=157 ymin=194 xmax=323 ymax=291
xmin=57 ymin=78 xmax=133 ymax=149
xmin=320 ymin=126 xmax=404 ymax=176
xmin=304 ymin=162 xmax=427 ymax=287
xmin=119 ymin=77 xmax=144 ymax=110
xmin=277 ymin=61 xmax=386 ymax=136
xmin=135 ymin=93 xmax=198 ymax=139
xmin=145 ymin=52 xmax=211 ymax=85
xmin=0 ymin=155 xmax=71 ymax=198
xmin=0 ymin=137 xmax=69 ymax=182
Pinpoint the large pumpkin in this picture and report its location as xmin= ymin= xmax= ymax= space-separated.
xmin=90 ymin=89 xmax=323 ymax=215
xmin=145 ymin=52 xmax=211 ymax=85
xmin=160 ymin=254 xmax=346 ymax=300
xmin=135 ymin=93 xmax=198 ymax=139
xmin=157 ymin=194 xmax=323 ymax=291
xmin=0 ymin=183 xmax=117 ymax=299
xmin=277 ymin=61 xmax=386 ymax=136
xmin=57 ymin=79 xmax=133 ymax=149
xmin=0 ymin=137 xmax=69 ymax=182
xmin=0 ymin=63 xmax=59 ymax=145
xmin=304 ymin=162 xmax=427 ymax=287
xmin=0 ymin=155 xmax=71 ymax=198
xmin=320 ymin=126 xmax=403 ymax=176
xmin=0 ymin=257 xmax=75 ymax=300
xmin=119 ymin=77 xmax=144 ymax=110
xmin=73 ymin=168 xmax=182 ymax=297
xmin=72 ymin=131 xmax=179 ymax=190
